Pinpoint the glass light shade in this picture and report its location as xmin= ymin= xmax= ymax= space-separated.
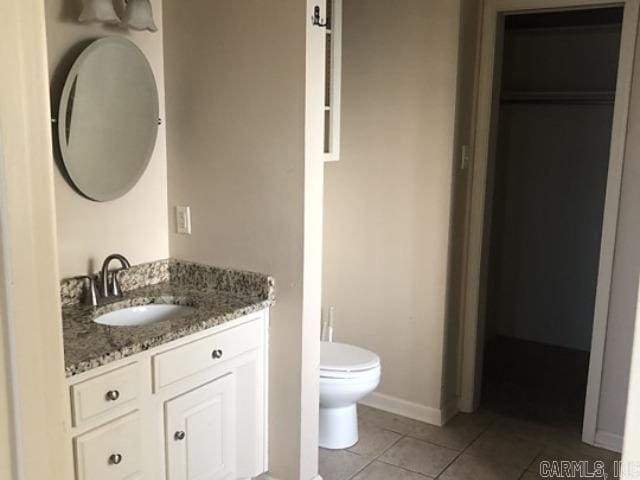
xmin=122 ymin=0 xmax=158 ymax=32
xmin=78 ymin=0 xmax=120 ymax=24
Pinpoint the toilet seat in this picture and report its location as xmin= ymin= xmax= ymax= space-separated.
xmin=320 ymin=366 xmax=381 ymax=381
xmin=320 ymin=342 xmax=380 ymax=380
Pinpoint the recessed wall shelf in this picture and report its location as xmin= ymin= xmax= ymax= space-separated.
xmin=323 ymin=0 xmax=342 ymax=162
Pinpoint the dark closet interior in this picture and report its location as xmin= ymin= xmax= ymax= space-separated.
xmin=481 ymin=7 xmax=623 ymax=430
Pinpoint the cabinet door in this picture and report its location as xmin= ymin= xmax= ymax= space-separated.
xmin=165 ymin=374 xmax=236 ymax=480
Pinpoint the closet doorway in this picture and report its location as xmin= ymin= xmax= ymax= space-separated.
xmin=459 ymin=0 xmax=640 ymax=449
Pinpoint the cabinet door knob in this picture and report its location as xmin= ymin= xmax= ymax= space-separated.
xmin=105 ymin=390 xmax=120 ymax=401
xmin=174 ymin=430 xmax=186 ymax=441
xmin=211 ymin=349 xmax=223 ymax=359
xmin=109 ymin=453 xmax=123 ymax=465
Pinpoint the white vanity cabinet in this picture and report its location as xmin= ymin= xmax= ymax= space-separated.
xmin=66 ymin=309 xmax=269 ymax=480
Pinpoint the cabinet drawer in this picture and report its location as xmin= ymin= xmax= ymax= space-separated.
xmin=153 ymin=319 xmax=262 ymax=391
xmin=71 ymin=363 xmax=139 ymax=427
xmin=74 ymin=411 xmax=142 ymax=480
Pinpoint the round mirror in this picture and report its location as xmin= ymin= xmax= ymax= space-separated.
xmin=57 ymin=37 xmax=159 ymax=202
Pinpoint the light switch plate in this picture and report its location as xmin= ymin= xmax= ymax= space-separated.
xmin=461 ymin=144 xmax=470 ymax=170
xmin=176 ymin=206 xmax=191 ymax=234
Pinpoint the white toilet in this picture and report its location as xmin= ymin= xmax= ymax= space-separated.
xmin=319 ymin=341 xmax=381 ymax=449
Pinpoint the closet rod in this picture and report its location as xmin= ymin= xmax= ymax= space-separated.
xmin=501 ymin=91 xmax=615 ymax=105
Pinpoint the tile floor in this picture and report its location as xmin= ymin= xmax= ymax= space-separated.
xmin=318 ymin=404 xmax=620 ymax=480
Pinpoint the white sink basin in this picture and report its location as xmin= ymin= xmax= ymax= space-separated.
xmin=95 ymin=304 xmax=196 ymax=327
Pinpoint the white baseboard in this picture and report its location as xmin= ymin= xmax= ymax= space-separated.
xmin=440 ymin=397 xmax=459 ymax=424
xmin=360 ymin=392 xmax=454 ymax=426
xmin=255 ymin=473 xmax=322 ymax=480
xmin=594 ymin=430 xmax=623 ymax=453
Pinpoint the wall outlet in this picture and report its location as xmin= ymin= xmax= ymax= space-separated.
xmin=176 ymin=206 xmax=191 ymax=234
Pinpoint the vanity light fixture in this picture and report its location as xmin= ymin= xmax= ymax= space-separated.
xmin=78 ymin=0 xmax=120 ymax=24
xmin=121 ymin=0 xmax=158 ymax=32
xmin=78 ymin=0 xmax=158 ymax=33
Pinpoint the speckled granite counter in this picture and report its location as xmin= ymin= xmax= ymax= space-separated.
xmin=61 ymin=259 xmax=275 ymax=378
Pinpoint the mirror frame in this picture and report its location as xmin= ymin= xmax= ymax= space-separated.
xmin=57 ymin=36 xmax=160 ymax=202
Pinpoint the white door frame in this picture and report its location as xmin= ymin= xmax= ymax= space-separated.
xmin=459 ymin=0 xmax=640 ymax=448
xmin=0 ymin=1 xmax=74 ymax=479
xmin=621 ymin=276 xmax=640 ymax=466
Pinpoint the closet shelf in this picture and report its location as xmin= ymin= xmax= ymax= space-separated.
xmin=501 ymin=90 xmax=615 ymax=105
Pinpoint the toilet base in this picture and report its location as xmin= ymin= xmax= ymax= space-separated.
xmin=319 ymin=404 xmax=358 ymax=449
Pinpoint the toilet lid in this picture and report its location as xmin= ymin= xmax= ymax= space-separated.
xmin=320 ymin=341 xmax=380 ymax=373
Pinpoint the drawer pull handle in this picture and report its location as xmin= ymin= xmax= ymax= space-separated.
xmin=211 ymin=349 xmax=223 ymax=359
xmin=105 ymin=390 xmax=120 ymax=401
xmin=109 ymin=453 xmax=123 ymax=465
xmin=174 ymin=430 xmax=186 ymax=441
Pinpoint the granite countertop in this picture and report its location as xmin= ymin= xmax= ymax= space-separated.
xmin=62 ymin=259 xmax=275 ymax=378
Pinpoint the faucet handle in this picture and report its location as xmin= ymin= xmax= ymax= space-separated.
xmin=80 ymin=275 xmax=99 ymax=306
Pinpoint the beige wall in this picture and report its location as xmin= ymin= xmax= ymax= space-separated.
xmin=45 ymin=0 xmax=169 ymax=278
xmin=163 ymin=1 xmax=309 ymax=478
xmin=323 ymin=0 xmax=462 ymax=414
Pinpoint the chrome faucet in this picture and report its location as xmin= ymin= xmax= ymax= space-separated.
xmin=83 ymin=253 xmax=131 ymax=306
xmin=100 ymin=254 xmax=131 ymax=298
